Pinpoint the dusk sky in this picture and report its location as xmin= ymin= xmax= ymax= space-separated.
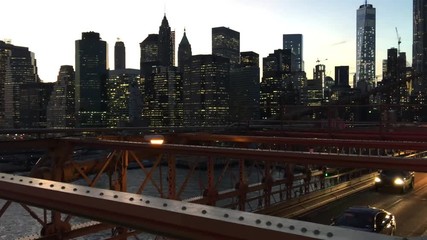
xmin=2 ymin=0 xmax=412 ymax=83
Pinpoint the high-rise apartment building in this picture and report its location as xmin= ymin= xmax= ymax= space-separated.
xmin=46 ymin=65 xmax=76 ymax=128
xmin=212 ymin=27 xmax=240 ymax=68
xmin=356 ymin=1 xmax=376 ymax=90
xmin=75 ymin=31 xmax=108 ymax=127
xmin=114 ymin=40 xmax=126 ymax=70
xmin=283 ymin=34 xmax=303 ymax=72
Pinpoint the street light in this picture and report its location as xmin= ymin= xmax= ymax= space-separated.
xmin=144 ymin=135 xmax=164 ymax=145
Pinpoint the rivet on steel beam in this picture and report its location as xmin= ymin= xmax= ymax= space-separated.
xmin=129 ymin=197 xmax=134 ymax=201
xmin=327 ymin=232 xmax=333 ymax=238
xmin=181 ymin=206 xmax=187 ymax=211
xmin=313 ymin=229 xmax=320 ymax=235
xmin=202 ymin=210 xmax=207 ymax=214
xmin=163 ymin=203 xmax=168 ymax=207
xmin=238 ymin=216 xmax=244 ymax=221
xmin=266 ymin=221 xmax=272 ymax=226
xmin=223 ymin=213 xmax=229 ymax=218
xmin=50 ymin=184 xmax=54 ymax=188
xmin=255 ymin=219 xmax=261 ymax=224
xmin=301 ymin=227 xmax=307 ymax=233
xmin=289 ymin=225 xmax=295 ymax=230
xmin=145 ymin=200 xmax=150 ymax=204
xmin=277 ymin=223 xmax=283 ymax=228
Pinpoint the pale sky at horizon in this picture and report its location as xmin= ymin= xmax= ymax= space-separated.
xmin=2 ymin=0 xmax=412 ymax=83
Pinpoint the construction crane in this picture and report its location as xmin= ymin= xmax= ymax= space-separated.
xmin=395 ymin=27 xmax=401 ymax=53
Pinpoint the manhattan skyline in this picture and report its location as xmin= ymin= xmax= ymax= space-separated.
xmin=2 ymin=0 xmax=412 ymax=83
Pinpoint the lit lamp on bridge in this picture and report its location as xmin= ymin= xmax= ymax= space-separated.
xmin=144 ymin=135 xmax=165 ymax=145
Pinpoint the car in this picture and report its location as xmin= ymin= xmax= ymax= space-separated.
xmin=374 ymin=170 xmax=415 ymax=193
xmin=331 ymin=206 xmax=396 ymax=235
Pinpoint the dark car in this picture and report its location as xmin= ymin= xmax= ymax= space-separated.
xmin=331 ymin=206 xmax=396 ymax=235
xmin=374 ymin=170 xmax=415 ymax=193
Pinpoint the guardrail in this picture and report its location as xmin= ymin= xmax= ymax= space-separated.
xmin=255 ymin=172 xmax=376 ymax=217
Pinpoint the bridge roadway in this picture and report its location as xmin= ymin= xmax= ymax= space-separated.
xmin=1 ymin=130 xmax=427 ymax=239
xmin=298 ymin=172 xmax=427 ymax=237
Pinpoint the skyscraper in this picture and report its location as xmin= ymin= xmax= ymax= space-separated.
xmin=46 ymin=65 xmax=75 ymax=128
xmin=178 ymin=29 xmax=192 ymax=70
xmin=158 ymin=14 xmax=174 ymax=67
xmin=19 ymin=82 xmax=54 ymax=128
xmin=0 ymin=40 xmax=39 ymax=128
xmin=107 ymin=69 xmax=141 ymax=127
xmin=183 ymin=55 xmax=230 ymax=126
xmin=114 ymin=39 xmax=126 ymax=70
xmin=335 ymin=66 xmax=350 ymax=87
xmin=356 ymin=1 xmax=376 ymax=90
xmin=140 ymin=34 xmax=159 ymax=65
xmin=229 ymin=51 xmax=260 ymax=122
xmin=75 ymin=31 xmax=108 ymax=127
xmin=0 ymin=48 xmax=11 ymax=128
xmin=212 ymin=27 xmax=240 ymax=68
xmin=260 ymin=49 xmax=294 ymax=120
xmin=413 ymin=0 xmax=427 ymax=93
xmin=283 ymin=34 xmax=303 ymax=72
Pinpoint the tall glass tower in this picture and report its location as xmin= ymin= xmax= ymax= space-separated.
xmin=75 ymin=31 xmax=108 ymax=127
xmin=413 ymin=0 xmax=427 ymax=93
xmin=356 ymin=1 xmax=376 ymax=90
xmin=283 ymin=34 xmax=303 ymax=72
xmin=114 ymin=40 xmax=125 ymax=70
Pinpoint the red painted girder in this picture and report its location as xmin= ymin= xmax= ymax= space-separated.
xmin=0 ymin=173 xmax=400 ymax=240
xmin=55 ymin=138 xmax=427 ymax=172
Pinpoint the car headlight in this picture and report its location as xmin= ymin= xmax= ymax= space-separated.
xmin=394 ymin=178 xmax=404 ymax=185
xmin=375 ymin=177 xmax=381 ymax=183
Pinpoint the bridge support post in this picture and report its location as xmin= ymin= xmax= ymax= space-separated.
xmin=262 ymin=162 xmax=273 ymax=207
xmin=40 ymin=142 xmax=72 ymax=238
xmin=304 ymin=165 xmax=311 ymax=193
xmin=168 ymin=154 xmax=176 ymax=199
xmin=285 ymin=164 xmax=294 ymax=200
xmin=203 ymin=156 xmax=218 ymax=206
xmin=235 ymin=159 xmax=248 ymax=211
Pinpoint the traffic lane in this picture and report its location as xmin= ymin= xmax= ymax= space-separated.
xmin=296 ymin=172 xmax=427 ymax=237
